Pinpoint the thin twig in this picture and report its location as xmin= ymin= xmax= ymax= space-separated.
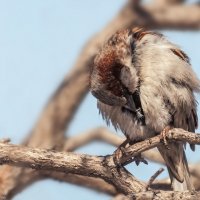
xmin=146 ymin=168 xmax=165 ymax=190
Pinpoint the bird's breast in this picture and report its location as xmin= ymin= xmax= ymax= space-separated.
xmin=97 ymin=101 xmax=155 ymax=141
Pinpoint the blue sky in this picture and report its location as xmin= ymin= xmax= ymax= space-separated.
xmin=0 ymin=1 xmax=199 ymax=200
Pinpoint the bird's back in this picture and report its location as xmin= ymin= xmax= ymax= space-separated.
xmin=136 ymin=33 xmax=199 ymax=134
xmin=98 ymin=32 xmax=200 ymax=141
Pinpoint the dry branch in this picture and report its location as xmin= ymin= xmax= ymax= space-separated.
xmin=64 ymin=127 xmax=124 ymax=151
xmin=62 ymin=127 xmax=200 ymax=192
xmin=66 ymin=127 xmax=164 ymax=164
xmin=0 ymin=128 xmax=200 ymax=197
xmin=132 ymin=191 xmax=200 ymax=200
xmin=45 ymin=172 xmax=118 ymax=195
xmin=146 ymin=168 xmax=164 ymax=191
xmin=144 ymin=4 xmax=200 ymax=29
xmin=112 ymin=191 xmax=200 ymax=200
xmin=119 ymin=128 xmax=200 ymax=164
xmin=0 ymin=142 xmax=145 ymax=195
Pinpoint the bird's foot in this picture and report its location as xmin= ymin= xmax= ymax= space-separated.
xmin=132 ymin=154 xmax=148 ymax=166
xmin=113 ymin=147 xmax=123 ymax=167
xmin=113 ymin=140 xmax=148 ymax=166
xmin=113 ymin=139 xmax=130 ymax=167
xmin=122 ymin=153 xmax=148 ymax=166
xmin=160 ymin=126 xmax=172 ymax=149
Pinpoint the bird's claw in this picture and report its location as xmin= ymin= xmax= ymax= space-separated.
xmin=114 ymin=150 xmax=148 ymax=167
xmin=113 ymin=147 xmax=126 ymax=167
xmin=132 ymin=154 xmax=148 ymax=166
xmin=113 ymin=139 xmax=130 ymax=166
xmin=113 ymin=140 xmax=148 ymax=167
xmin=160 ymin=126 xmax=172 ymax=150
xmin=122 ymin=154 xmax=148 ymax=166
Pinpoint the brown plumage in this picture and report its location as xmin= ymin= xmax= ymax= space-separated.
xmin=90 ymin=27 xmax=200 ymax=191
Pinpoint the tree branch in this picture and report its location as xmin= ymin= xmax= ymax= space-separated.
xmin=119 ymin=128 xmax=200 ymax=165
xmin=112 ymin=191 xmax=200 ymax=200
xmin=64 ymin=127 xmax=124 ymax=151
xmin=44 ymin=172 xmax=118 ymax=196
xmin=0 ymin=128 xmax=200 ymax=198
xmin=65 ymin=127 xmax=165 ymax=164
xmin=142 ymin=4 xmax=200 ymax=29
xmin=132 ymin=191 xmax=200 ymax=200
xmin=146 ymin=168 xmax=165 ymax=190
xmin=0 ymin=142 xmax=145 ymax=196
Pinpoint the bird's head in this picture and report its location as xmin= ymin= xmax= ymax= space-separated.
xmin=90 ymin=28 xmax=143 ymax=106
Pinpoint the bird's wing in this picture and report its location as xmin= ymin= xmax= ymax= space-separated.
xmin=119 ymin=65 xmax=146 ymax=125
xmin=170 ymin=48 xmax=198 ymax=129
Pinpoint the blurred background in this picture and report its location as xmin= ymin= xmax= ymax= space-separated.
xmin=0 ymin=0 xmax=200 ymax=199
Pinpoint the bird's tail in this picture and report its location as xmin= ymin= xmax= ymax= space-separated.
xmin=158 ymin=142 xmax=194 ymax=191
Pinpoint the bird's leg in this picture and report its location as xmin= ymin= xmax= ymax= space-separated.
xmin=126 ymin=140 xmax=148 ymax=166
xmin=113 ymin=139 xmax=130 ymax=166
xmin=113 ymin=139 xmax=148 ymax=166
xmin=160 ymin=125 xmax=172 ymax=148
xmin=122 ymin=153 xmax=148 ymax=166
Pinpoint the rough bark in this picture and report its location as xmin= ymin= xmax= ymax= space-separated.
xmin=0 ymin=128 xmax=200 ymax=197
xmin=119 ymin=128 xmax=200 ymax=164
xmin=0 ymin=142 xmax=145 ymax=195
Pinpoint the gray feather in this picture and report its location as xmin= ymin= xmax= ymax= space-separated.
xmin=91 ymin=29 xmax=200 ymax=191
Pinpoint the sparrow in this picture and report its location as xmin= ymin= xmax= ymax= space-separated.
xmin=90 ymin=27 xmax=200 ymax=191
